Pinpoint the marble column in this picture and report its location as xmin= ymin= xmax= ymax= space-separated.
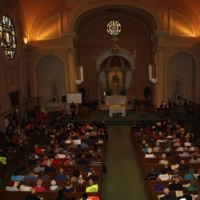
xmin=67 ymin=49 xmax=77 ymax=92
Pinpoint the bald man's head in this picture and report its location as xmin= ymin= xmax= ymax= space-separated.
xmin=163 ymin=188 xmax=170 ymax=195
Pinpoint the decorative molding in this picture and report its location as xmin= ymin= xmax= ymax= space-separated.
xmin=154 ymin=29 xmax=170 ymax=36
xmin=61 ymin=32 xmax=76 ymax=38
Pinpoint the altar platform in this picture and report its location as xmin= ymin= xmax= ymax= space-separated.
xmin=99 ymin=104 xmax=133 ymax=111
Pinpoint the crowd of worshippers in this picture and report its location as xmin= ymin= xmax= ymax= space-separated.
xmin=2 ymin=119 xmax=108 ymax=199
xmin=132 ymin=119 xmax=200 ymax=200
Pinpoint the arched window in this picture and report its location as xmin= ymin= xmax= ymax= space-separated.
xmin=0 ymin=15 xmax=17 ymax=59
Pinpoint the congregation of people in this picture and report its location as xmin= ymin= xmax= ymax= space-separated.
xmin=0 ymin=109 xmax=108 ymax=200
xmin=132 ymin=119 xmax=200 ymax=200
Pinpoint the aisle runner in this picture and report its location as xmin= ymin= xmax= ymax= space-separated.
xmin=102 ymin=125 xmax=147 ymax=200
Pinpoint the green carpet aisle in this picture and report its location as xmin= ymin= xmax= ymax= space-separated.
xmin=101 ymin=125 xmax=147 ymax=200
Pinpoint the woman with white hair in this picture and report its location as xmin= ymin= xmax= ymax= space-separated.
xmin=49 ymin=180 xmax=62 ymax=192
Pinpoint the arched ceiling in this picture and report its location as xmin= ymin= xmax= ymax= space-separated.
xmin=74 ymin=6 xmax=158 ymax=34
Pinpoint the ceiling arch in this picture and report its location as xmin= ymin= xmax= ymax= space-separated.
xmin=74 ymin=6 xmax=159 ymax=35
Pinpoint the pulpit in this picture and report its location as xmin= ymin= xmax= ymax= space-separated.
xmin=81 ymin=106 xmax=89 ymax=120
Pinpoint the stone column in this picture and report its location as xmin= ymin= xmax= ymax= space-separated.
xmin=67 ymin=48 xmax=77 ymax=92
xmin=155 ymin=47 xmax=165 ymax=107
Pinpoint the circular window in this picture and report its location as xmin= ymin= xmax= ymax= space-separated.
xmin=0 ymin=15 xmax=17 ymax=60
xmin=107 ymin=20 xmax=121 ymax=35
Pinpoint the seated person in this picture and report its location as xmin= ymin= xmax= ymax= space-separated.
xmin=11 ymin=169 xmax=24 ymax=182
xmin=153 ymin=177 xmax=165 ymax=191
xmin=187 ymin=178 xmax=199 ymax=191
xmin=34 ymin=144 xmax=42 ymax=154
xmin=55 ymin=168 xmax=69 ymax=181
xmin=158 ymin=154 xmax=169 ymax=165
xmin=158 ymin=168 xmax=169 ymax=181
xmin=184 ymin=138 xmax=192 ymax=147
xmin=179 ymin=147 xmax=190 ymax=157
xmin=6 ymin=180 xmax=19 ymax=191
xmin=188 ymin=155 xmax=199 ymax=164
xmin=63 ymin=181 xmax=74 ymax=193
xmin=177 ymin=187 xmax=192 ymax=200
xmin=24 ymin=168 xmax=37 ymax=181
xmin=168 ymin=178 xmax=183 ymax=191
xmin=144 ymin=148 xmax=155 ymax=158
xmin=44 ymin=160 xmax=56 ymax=172
xmin=145 ymin=169 xmax=158 ymax=181
xmin=160 ymin=188 xmax=176 ymax=200
xmin=173 ymin=138 xmax=181 ymax=147
xmin=183 ymin=168 xmax=195 ymax=180
xmin=77 ymin=155 xmax=89 ymax=165
xmin=40 ymin=155 xmax=49 ymax=166
xmin=57 ymin=149 xmax=66 ymax=159
xmin=76 ymin=177 xmax=86 ymax=192
xmin=86 ymin=179 xmax=98 ymax=192
xmin=33 ymin=179 xmax=47 ymax=192
xmin=71 ymin=170 xmax=80 ymax=182
xmin=86 ymin=170 xmax=99 ymax=181
xmin=49 ymin=180 xmax=62 ymax=192
xmin=142 ymin=143 xmax=149 ymax=153
xmin=52 ymin=154 xmax=62 ymax=165
xmin=175 ymin=144 xmax=185 ymax=152
xmin=33 ymin=161 xmax=44 ymax=173
xmin=178 ymin=160 xmax=189 ymax=171
xmin=170 ymin=169 xmax=182 ymax=180
xmin=19 ymin=180 xmax=33 ymax=191
xmin=28 ymin=153 xmax=38 ymax=165
xmin=37 ymin=170 xmax=50 ymax=181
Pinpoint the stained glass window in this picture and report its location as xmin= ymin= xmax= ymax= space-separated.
xmin=0 ymin=15 xmax=17 ymax=59
xmin=107 ymin=20 xmax=121 ymax=36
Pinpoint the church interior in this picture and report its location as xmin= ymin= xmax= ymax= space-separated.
xmin=1 ymin=1 xmax=200 ymax=200
xmin=0 ymin=0 xmax=200 ymax=128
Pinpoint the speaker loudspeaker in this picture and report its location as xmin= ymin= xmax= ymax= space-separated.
xmin=62 ymin=96 xmax=66 ymax=102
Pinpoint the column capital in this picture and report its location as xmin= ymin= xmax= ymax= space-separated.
xmin=154 ymin=30 xmax=170 ymax=37
xmin=61 ymin=32 xmax=77 ymax=38
xmin=21 ymin=44 xmax=35 ymax=51
xmin=156 ymin=46 xmax=166 ymax=52
xmin=66 ymin=48 xmax=77 ymax=54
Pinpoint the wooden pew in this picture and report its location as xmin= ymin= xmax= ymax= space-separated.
xmin=0 ymin=191 xmax=101 ymax=200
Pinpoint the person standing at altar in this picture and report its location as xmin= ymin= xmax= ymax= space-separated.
xmin=70 ymin=102 xmax=76 ymax=120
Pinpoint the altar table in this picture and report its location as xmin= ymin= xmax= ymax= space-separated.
xmin=105 ymin=95 xmax=127 ymax=105
xmin=109 ymin=105 xmax=126 ymax=117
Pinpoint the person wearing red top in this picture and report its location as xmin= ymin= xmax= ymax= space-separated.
xmin=33 ymin=180 xmax=47 ymax=192
xmin=34 ymin=144 xmax=42 ymax=154
xmin=52 ymin=155 xmax=62 ymax=165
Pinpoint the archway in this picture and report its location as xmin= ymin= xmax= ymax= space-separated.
xmin=36 ymin=55 xmax=66 ymax=104
xmin=167 ymin=52 xmax=196 ymax=102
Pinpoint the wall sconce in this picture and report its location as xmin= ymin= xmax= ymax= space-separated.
xmin=23 ymin=37 xmax=28 ymax=44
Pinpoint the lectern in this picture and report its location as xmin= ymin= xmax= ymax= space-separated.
xmin=81 ymin=106 xmax=89 ymax=119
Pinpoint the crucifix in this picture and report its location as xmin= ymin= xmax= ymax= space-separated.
xmin=111 ymin=36 xmax=118 ymax=45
